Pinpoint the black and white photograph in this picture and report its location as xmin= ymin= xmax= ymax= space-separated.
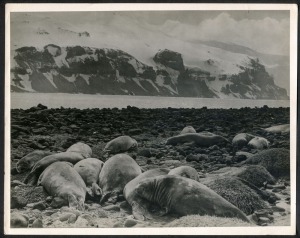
xmin=4 ymin=3 xmax=297 ymax=235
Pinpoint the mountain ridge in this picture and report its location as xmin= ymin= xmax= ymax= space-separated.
xmin=11 ymin=45 xmax=289 ymax=100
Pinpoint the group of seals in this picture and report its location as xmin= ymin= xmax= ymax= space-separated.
xmin=19 ymin=142 xmax=107 ymax=210
xmin=14 ymin=124 xmax=288 ymax=224
xmin=24 ymin=151 xmax=86 ymax=185
xmin=232 ymin=133 xmax=269 ymax=150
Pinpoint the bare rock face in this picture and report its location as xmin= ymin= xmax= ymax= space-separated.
xmin=153 ymin=49 xmax=185 ymax=71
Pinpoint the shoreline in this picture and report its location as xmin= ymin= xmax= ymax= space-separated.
xmin=9 ymin=105 xmax=291 ymax=228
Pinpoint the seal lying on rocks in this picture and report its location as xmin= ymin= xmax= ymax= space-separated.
xmin=16 ymin=150 xmax=53 ymax=173
xmin=66 ymin=142 xmax=92 ymax=158
xmin=24 ymin=152 xmax=85 ymax=185
xmin=262 ymin=124 xmax=290 ymax=134
xmin=131 ymin=175 xmax=249 ymax=222
xmin=38 ymin=162 xmax=86 ymax=211
xmin=168 ymin=166 xmax=199 ymax=181
xmin=240 ymin=148 xmax=290 ymax=178
xmin=248 ymin=137 xmax=270 ymax=150
xmin=99 ymin=154 xmax=142 ymax=204
xmin=180 ymin=126 xmax=196 ymax=134
xmin=166 ymin=133 xmax=228 ymax=147
xmin=232 ymin=133 xmax=255 ymax=148
xmin=104 ymin=136 xmax=138 ymax=154
xmin=74 ymin=158 xmax=104 ymax=197
xmin=124 ymin=168 xmax=169 ymax=219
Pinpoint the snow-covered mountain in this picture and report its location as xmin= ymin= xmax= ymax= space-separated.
xmin=10 ymin=13 xmax=289 ymax=99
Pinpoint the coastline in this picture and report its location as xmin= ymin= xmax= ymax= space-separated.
xmin=9 ymin=105 xmax=291 ymax=228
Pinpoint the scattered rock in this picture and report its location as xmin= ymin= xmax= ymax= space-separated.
xmin=11 ymin=195 xmax=27 ymax=209
xmin=74 ymin=216 xmax=89 ymax=227
xmin=32 ymin=218 xmax=43 ymax=228
xmin=124 ymin=219 xmax=137 ymax=227
xmin=68 ymin=214 xmax=77 ymax=224
xmin=32 ymin=201 xmax=47 ymax=211
xmin=11 ymin=213 xmax=29 ymax=228
xmin=113 ymin=221 xmax=123 ymax=227
xmin=59 ymin=213 xmax=74 ymax=222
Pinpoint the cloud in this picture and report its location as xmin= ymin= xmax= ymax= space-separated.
xmin=161 ymin=13 xmax=289 ymax=56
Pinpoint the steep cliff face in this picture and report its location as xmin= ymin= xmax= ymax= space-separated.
xmin=10 ymin=45 xmax=289 ymax=100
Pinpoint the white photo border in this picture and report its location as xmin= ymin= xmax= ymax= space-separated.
xmin=4 ymin=3 xmax=298 ymax=235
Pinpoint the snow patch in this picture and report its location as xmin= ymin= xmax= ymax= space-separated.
xmin=155 ymin=75 xmax=165 ymax=87
xmin=132 ymin=78 xmax=147 ymax=91
xmin=244 ymin=92 xmax=256 ymax=99
xmin=62 ymin=74 xmax=76 ymax=83
xmin=128 ymin=59 xmax=144 ymax=74
xmin=206 ymin=77 xmax=232 ymax=92
xmin=146 ymin=79 xmax=160 ymax=92
xmin=155 ymin=75 xmax=177 ymax=94
xmin=43 ymin=72 xmax=57 ymax=88
xmin=54 ymin=48 xmax=69 ymax=68
xmin=115 ymin=70 xmax=126 ymax=83
xmin=45 ymin=45 xmax=60 ymax=56
xmin=79 ymin=74 xmax=90 ymax=85
xmin=17 ymin=74 xmax=35 ymax=92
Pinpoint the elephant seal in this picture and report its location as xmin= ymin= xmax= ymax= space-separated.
xmin=241 ymin=148 xmax=290 ymax=178
xmin=166 ymin=133 xmax=229 ymax=147
xmin=99 ymin=154 xmax=142 ymax=204
xmin=232 ymin=133 xmax=255 ymax=148
xmin=180 ymin=126 xmax=196 ymax=134
xmin=38 ymin=162 xmax=86 ymax=211
xmin=248 ymin=137 xmax=270 ymax=150
xmin=24 ymin=152 xmax=85 ymax=185
xmin=66 ymin=142 xmax=92 ymax=158
xmin=74 ymin=158 xmax=104 ymax=197
xmin=124 ymin=168 xmax=169 ymax=218
xmin=168 ymin=166 xmax=199 ymax=181
xmin=104 ymin=136 xmax=138 ymax=154
xmin=262 ymin=124 xmax=290 ymax=134
xmin=132 ymin=175 xmax=249 ymax=222
xmin=16 ymin=150 xmax=53 ymax=173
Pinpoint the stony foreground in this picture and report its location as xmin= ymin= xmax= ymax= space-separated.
xmin=10 ymin=105 xmax=290 ymax=228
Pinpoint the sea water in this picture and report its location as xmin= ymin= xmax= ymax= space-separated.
xmin=10 ymin=92 xmax=290 ymax=109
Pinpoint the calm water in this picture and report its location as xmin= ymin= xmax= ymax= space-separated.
xmin=10 ymin=93 xmax=290 ymax=109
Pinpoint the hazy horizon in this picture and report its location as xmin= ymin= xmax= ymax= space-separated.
xmin=11 ymin=10 xmax=290 ymax=56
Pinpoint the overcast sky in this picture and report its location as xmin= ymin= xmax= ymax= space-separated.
xmin=12 ymin=11 xmax=290 ymax=55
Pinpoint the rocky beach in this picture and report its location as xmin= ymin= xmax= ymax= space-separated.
xmin=9 ymin=104 xmax=291 ymax=229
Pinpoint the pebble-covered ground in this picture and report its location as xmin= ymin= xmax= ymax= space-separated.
xmin=10 ymin=104 xmax=290 ymax=228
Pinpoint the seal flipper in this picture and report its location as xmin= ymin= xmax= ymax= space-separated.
xmin=91 ymin=182 xmax=102 ymax=196
xmin=86 ymin=187 xmax=94 ymax=197
xmin=23 ymin=172 xmax=39 ymax=185
xmin=68 ymin=194 xmax=85 ymax=211
xmin=99 ymin=192 xmax=111 ymax=205
xmin=131 ymin=202 xmax=147 ymax=221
